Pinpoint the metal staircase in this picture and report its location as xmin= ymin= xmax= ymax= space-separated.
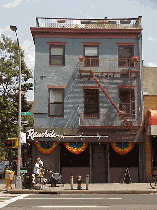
xmin=90 ymin=71 xmax=131 ymax=127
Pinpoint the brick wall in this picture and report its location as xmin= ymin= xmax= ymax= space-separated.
xmin=144 ymin=96 xmax=157 ymax=117
xmin=144 ymin=95 xmax=157 ymax=182
xmin=145 ymin=133 xmax=151 ymax=182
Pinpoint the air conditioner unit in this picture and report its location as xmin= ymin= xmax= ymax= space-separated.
xmin=148 ymin=125 xmax=157 ymax=136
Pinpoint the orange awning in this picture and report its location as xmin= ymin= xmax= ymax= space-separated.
xmin=147 ymin=110 xmax=157 ymax=126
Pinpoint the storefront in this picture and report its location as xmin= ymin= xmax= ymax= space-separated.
xmin=146 ymin=110 xmax=157 ymax=176
xmin=27 ymin=127 xmax=144 ymax=183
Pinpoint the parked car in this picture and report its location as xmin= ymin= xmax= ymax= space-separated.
xmin=0 ymin=161 xmax=9 ymax=178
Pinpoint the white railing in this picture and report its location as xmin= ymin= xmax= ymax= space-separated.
xmin=36 ymin=17 xmax=142 ymax=29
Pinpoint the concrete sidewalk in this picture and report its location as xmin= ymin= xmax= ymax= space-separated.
xmin=1 ymin=178 xmax=157 ymax=194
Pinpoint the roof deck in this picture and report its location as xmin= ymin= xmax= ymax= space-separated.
xmin=36 ymin=16 xmax=142 ymax=30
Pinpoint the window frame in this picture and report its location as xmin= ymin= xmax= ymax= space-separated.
xmin=83 ymin=88 xmax=99 ymax=118
xmin=47 ymin=42 xmax=66 ymax=66
xmin=83 ymin=45 xmax=99 ymax=67
xmin=48 ymin=87 xmax=65 ymax=118
xmin=118 ymin=86 xmax=135 ymax=118
xmin=116 ymin=43 xmax=135 ymax=68
xmin=82 ymin=42 xmax=100 ymax=67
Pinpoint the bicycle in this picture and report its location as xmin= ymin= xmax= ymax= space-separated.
xmin=150 ymin=169 xmax=157 ymax=189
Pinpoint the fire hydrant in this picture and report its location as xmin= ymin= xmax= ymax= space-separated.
xmin=77 ymin=175 xmax=82 ymax=190
xmin=5 ymin=170 xmax=15 ymax=190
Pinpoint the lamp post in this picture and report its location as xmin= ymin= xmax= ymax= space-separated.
xmin=10 ymin=25 xmax=22 ymax=189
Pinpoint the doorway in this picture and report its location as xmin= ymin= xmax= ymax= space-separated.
xmin=92 ymin=143 xmax=107 ymax=183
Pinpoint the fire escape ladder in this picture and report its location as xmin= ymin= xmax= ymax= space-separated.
xmin=100 ymin=75 xmax=128 ymax=114
xmin=90 ymin=71 xmax=130 ymax=127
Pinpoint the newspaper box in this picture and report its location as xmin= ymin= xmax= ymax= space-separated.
xmin=5 ymin=170 xmax=15 ymax=190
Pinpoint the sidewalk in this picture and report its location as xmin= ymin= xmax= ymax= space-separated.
xmin=1 ymin=178 xmax=157 ymax=194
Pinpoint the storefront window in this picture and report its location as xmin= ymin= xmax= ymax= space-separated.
xmin=152 ymin=137 xmax=157 ymax=168
xmin=60 ymin=144 xmax=89 ymax=167
xmin=109 ymin=143 xmax=139 ymax=167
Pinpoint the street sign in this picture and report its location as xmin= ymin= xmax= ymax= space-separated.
xmin=21 ymin=132 xmax=26 ymax=143
xmin=21 ymin=120 xmax=28 ymax=125
xmin=21 ymin=112 xmax=32 ymax=116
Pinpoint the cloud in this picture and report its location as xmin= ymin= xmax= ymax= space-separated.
xmin=147 ymin=31 xmax=154 ymax=41
xmin=21 ymin=40 xmax=35 ymax=69
xmin=0 ymin=26 xmax=10 ymax=34
xmin=2 ymin=0 xmax=37 ymax=8
xmin=2 ymin=0 xmax=23 ymax=8
xmin=146 ymin=62 xmax=157 ymax=67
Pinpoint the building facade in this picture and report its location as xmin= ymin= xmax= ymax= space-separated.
xmin=30 ymin=16 xmax=144 ymax=183
xmin=142 ymin=66 xmax=157 ymax=182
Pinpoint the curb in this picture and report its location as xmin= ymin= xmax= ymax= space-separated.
xmin=4 ymin=190 xmax=157 ymax=194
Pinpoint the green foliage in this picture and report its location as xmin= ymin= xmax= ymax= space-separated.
xmin=0 ymin=34 xmax=34 ymax=160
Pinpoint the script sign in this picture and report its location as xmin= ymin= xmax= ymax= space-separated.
xmin=27 ymin=129 xmax=60 ymax=140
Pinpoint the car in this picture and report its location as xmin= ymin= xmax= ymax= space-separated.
xmin=0 ymin=161 xmax=9 ymax=178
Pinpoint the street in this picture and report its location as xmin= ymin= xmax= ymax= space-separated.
xmin=1 ymin=194 xmax=157 ymax=209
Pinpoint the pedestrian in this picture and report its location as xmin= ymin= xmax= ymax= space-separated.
xmin=39 ymin=157 xmax=44 ymax=168
xmin=34 ymin=157 xmax=42 ymax=184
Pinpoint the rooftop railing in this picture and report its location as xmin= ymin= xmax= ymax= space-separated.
xmin=36 ymin=16 xmax=142 ymax=29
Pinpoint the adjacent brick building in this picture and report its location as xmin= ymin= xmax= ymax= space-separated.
xmin=142 ymin=66 xmax=157 ymax=182
xmin=29 ymin=16 xmax=144 ymax=183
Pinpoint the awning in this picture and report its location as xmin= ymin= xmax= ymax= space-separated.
xmin=147 ymin=110 xmax=157 ymax=136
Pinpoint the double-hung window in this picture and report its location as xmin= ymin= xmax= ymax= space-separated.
xmin=47 ymin=42 xmax=66 ymax=66
xmin=82 ymin=42 xmax=100 ymax=67
xmin=116 ymin=43 xmax=135 ymax=67
xmin=48 ymin=88 xmax=64 ymax=117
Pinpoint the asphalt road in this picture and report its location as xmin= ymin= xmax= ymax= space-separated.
xmin=1 ymin=194 xmax=157 ymax=209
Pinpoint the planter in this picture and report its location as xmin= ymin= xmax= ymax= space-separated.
xmin=120 ymin=20 xmax=131 ymax=24
xmin=131 ymin=56 xmax=139 ymax=63
xmin=97 ymin=21 xmax=105 ymax=24
xmin=79 ymin=56 xmax=85 ymax=62
xmin=57 ymin=19 xmax=66 ymax=23
xmin=81 ymin=21 xmax=91 ymax=24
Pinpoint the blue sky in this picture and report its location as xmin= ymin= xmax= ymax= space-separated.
xmin=0 ymin=0 xmax=157 ymax=100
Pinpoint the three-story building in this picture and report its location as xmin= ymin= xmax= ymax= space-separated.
xmin=30 ymin=16 xmax=144 ymax=183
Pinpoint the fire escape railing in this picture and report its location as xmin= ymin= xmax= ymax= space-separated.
xmin=78 ymin=57 xmax=140 ymax=129
xmin=79 ymin=58 xmax=139 ymax=74
xmin=79 ymin=112 xmax=138 ymax=127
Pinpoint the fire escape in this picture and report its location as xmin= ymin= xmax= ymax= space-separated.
xmin=78 ymin=57 xmax=142 ymax=132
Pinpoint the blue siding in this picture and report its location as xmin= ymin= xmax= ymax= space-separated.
xmin=34 ymin=37 xmax=139 ymax=128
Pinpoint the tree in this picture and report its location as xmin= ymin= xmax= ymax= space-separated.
xmin=0 ymin=34 xmax=33 ymax=160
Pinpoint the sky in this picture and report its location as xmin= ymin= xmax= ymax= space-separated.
xmin=0 ymin=0 xmax=157 ymax=100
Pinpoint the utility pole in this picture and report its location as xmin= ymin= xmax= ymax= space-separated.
xmin=10 ymin=25 xmax=22 ymax=189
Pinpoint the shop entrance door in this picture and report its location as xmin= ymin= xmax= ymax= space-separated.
xmin=92 ymin=143 xmax=107 ymax=183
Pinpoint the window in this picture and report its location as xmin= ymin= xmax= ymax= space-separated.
xmin=49 ymin=46 xmax=65 ymax=66
xmin=47 ymin=42 xmax=66 ymax=66
xmin=84 ymin=46 xmax=99 ymax=67
xmin=118 ymin=45 xmax=134 ymax=67
xmin=60 ymin=144 xmax=89 ymax=167
xmin=109 ymin=143 xmax=139 ymax=167
xmin=119 ymin=88 xmax=135 ymax=118
xmin=48 ymin=88 xmax=64 ymax=117
xmin=84 ymin=89 xmax=99 ymax=118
